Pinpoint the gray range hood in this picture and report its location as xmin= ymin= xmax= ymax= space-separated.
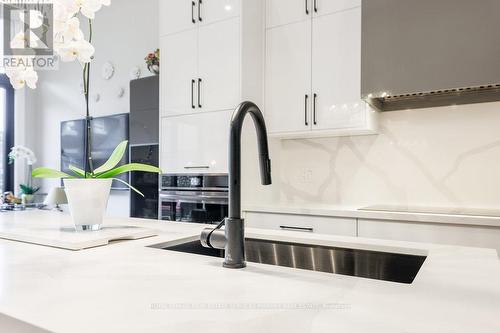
xmin=361 ymin=0 xmax=500 ymax=111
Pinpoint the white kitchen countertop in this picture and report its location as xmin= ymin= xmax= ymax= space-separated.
xmin=244 ymin=204 xmax=500 ymax=227
xmin=0 ymin=210 xmax=499 ymax=333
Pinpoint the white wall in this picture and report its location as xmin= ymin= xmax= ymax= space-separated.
xmin=243 ymin=101 xmax=500 ymax=210
xmin=25 ymin=0 xmax=159 ymax=216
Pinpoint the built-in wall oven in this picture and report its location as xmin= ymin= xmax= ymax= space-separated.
xmin=159 ymin=174 xmax=228 ymax=224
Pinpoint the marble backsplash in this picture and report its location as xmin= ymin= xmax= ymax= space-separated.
xmin=242 ymin=101 xmax=500 ymax=210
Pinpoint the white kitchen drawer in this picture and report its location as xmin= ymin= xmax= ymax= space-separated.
xmin=358 ymin=219 xmax=500 ymax=252
xmin=244 ymin=211 xmax=356 ymax=236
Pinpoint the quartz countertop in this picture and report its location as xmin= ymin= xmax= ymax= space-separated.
xmin=0 ymin=210 xmax=499 ymax=333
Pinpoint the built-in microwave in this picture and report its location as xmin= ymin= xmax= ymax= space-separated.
xmin=159 ymin=174 xmax=228 ymax=224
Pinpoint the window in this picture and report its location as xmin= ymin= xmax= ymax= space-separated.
xmin=0 ymin=74 xmax=14 ymax=193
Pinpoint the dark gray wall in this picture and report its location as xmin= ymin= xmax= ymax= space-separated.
xmin=129 ymin=76 xmax=159 ymax=145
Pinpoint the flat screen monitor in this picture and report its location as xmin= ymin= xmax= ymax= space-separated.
xmin=61 ymin=113 xmax=129 ymax=190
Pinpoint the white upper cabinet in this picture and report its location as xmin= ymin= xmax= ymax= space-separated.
xmin=199 ymin=0 xmax=240 ymax=26
xmin=159 ymin=0 xmax=264 ymax=174
xmin=160 ymin=17 xmax=240 ymax=117
xmin=265 ymin=21 xmax=311 ymax=134
xmin=159 ymin=0 xmax=197 ymax=36
xmin=312 ymin=7 xmax=367 ymax=130
xmin=266 ymin=0 xmax=310 ymax=28
xmin=312 ymin=0 xmax=361 ymax=17
xmin=160 ymin=29 xmax=198 ymax=117
xmin=264 ymin=0 xmax=377 ymax=138
xmin=198 ymin=18 xmax=240 ymax=112
xmin=161 ymin=111 xmax=231 ymax=174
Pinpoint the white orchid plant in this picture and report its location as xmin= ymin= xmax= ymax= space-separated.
xmin=5 ymin=0 xmax=111 ymax=90
xmin=8 ymin=145 xmax=38 ymax=191
xmin=8 ymin=146 xmax=37 ymax=165
xmin=5 ymin=0 xmax=115 ymax=177
xmin=8 ymin=1 xmax=162 ymax=192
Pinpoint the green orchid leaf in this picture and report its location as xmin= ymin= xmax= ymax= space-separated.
xmin=69 ymin=165 xmax=86 ymax=178
xmin=19 ymin=184 xmax=39 ymax=195
xmin=32 ymin=167 xmax=72 ymax=179
xmin=111 ymin=178 xmax=144 ymax=197
xmin=93 ymin=140 xmax=129 ymax=175
xmin=96 ymin=163 xmax=161 ymax=179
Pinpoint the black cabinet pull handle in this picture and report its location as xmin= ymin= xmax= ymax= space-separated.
xmin=191 ymin=79 xmax=196 ymax=108
xmin=305 ymin=0 xmax=309 ymax=14
xmin=184 ymin=166 xmax=210 ymax=170
xmin=314 ymin=0 xmax=318 ymax=12
xmin=313 ymin=93 xmax=317 ymax=125
xmin=198 ymin=0 xmax=202 ymax=22
xmin=304 ymin=94 xmax=309 ymax=126
xmin=280 ymin=225 xmax=314 ymax=232
xmin=197 ymin=78 xmax=202 ymax=108
xmin=191 ymin=1 xmax=196 ymax=23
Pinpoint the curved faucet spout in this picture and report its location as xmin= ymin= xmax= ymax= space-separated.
xmin=229 ymin=101 xmax=272 ymax=220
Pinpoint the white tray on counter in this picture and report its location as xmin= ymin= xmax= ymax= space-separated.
xmin=0 ymin=211 xmax=158 ymax=250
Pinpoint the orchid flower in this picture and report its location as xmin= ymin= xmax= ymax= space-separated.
xmin=58 ymin=39 xmax=95 ymax=63
xmin=5 ymin=0 xmax=110 ymax=90
xmin=5 ymin=67 xmax=39 ymax=89
xmin=55 ymin=16 xmax=85 ymax=43
xmin=65 ymin=0 xmax=103 ymax=19
xmin=9 ymin=146 xmax=37 ymax=165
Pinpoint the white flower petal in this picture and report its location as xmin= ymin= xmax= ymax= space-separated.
xmin=80 ymin=7 xmax=96 ymax=19
xmin=7 ymin=68 xmax=39 ymax=90
xmin=24 ymin=69 xmax=39 ymax=89
xmin=75 ymin=40 xmax=95 ymax=63
xmin=56 ymin=40 xmax=95 ymax=63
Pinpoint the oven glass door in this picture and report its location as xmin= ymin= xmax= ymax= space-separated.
xmin=160 ymin=192 xmax=228 ymax=224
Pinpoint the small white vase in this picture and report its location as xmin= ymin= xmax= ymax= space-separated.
xmin=21 ymin=194 xmax=34 ymax=205
xmin=63 ymin=178 xmax=112 ymax=231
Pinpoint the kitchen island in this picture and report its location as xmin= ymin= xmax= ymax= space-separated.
xmin=0 ymin=211 xmax=499 ymax=333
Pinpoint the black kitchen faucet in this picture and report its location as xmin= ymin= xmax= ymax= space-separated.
xmin=200 ymin=101 xmax=272 ymax=268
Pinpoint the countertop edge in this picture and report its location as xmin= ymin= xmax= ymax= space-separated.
xmin=243 ymin=205 xmax=500 ymax=228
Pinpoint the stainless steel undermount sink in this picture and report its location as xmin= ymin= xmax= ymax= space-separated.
xmin=151 ymin=238 xmax=426 ymax=284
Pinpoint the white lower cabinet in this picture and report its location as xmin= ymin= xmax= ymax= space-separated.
xmin=358 ymin=219 xmax=500 ymax=252
xmin=160 ymin=110 xmax=232 ymax=174
xmin=244 ymin=212 xmax=500 ymax=252
xmin=244 ymin=212 xmax=357 ymax=236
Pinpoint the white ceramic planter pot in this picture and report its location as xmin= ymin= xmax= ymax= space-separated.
xmin=63 ymin=179 xmax=112 ymax=231
xmin=21 ymin=194 xmax=34 ymax=205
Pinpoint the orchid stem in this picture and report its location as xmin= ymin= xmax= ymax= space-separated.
xmin=83 ymin=19 xmax=94 ymax=178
